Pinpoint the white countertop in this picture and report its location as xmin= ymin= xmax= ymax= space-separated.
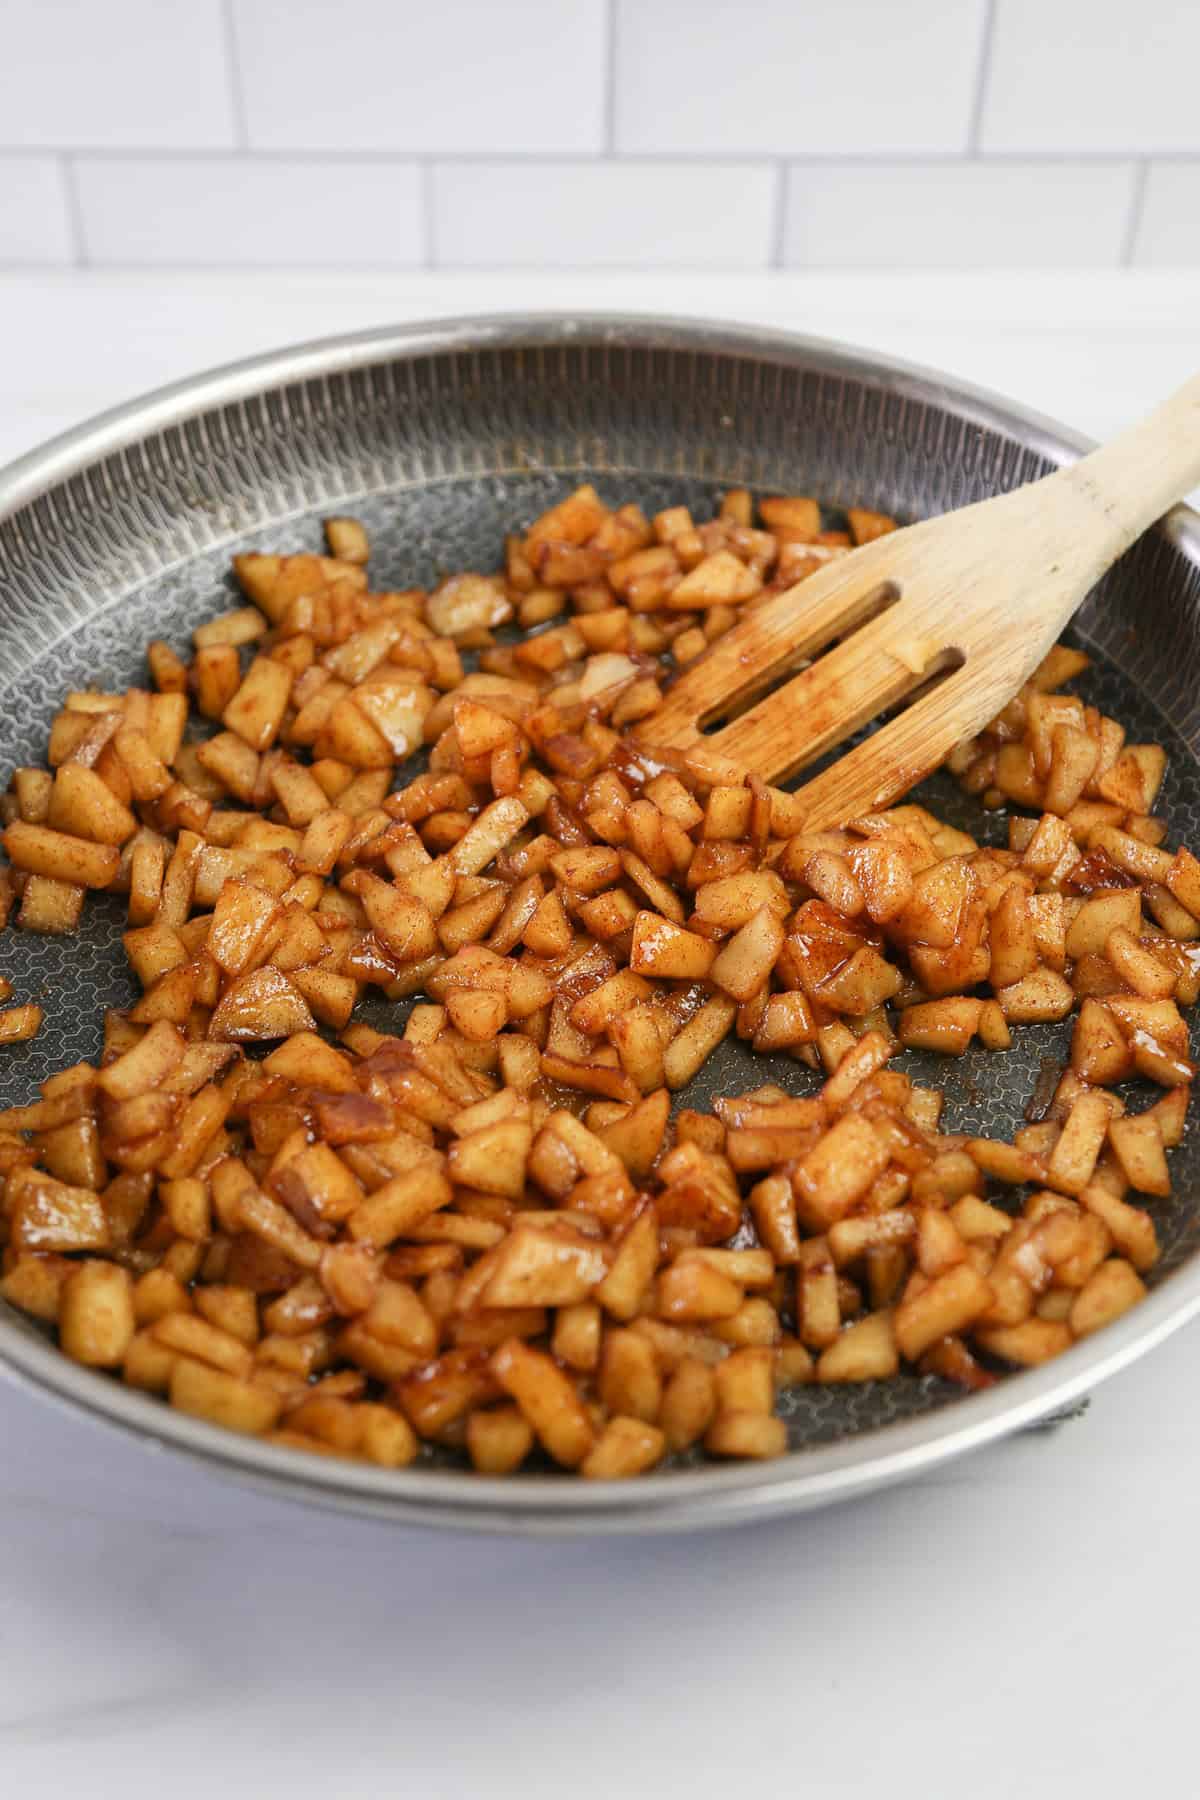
xmin=3 ymin=270 xmax=1199 ymax=1800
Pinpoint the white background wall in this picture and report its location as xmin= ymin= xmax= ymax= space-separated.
xmin=0 ymin=0 xmax=1197 ymax=271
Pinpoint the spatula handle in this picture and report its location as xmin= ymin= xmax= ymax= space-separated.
xmin=1054 ymin=371 xmax=1200 ymax=558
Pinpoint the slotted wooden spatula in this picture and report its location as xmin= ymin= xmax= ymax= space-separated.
xmin=638 ymin=374 xmax=1200 ymax=829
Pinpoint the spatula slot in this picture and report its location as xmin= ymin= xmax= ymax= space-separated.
xmin=769 ymin=644 xmax=969 ymax=786
xmin=694 ymin=578 xmax=901 ymax=736
xmin=887 ymin=644 xmax=967 ymax=715
xmin=704 ymin=622 xmax=965 ymax=788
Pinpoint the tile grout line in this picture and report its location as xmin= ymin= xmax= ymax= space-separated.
xmin=219 ymin=0 xmax=251 ymax=150
xmin=421 ymin=161 xmax=437 ymax=270
xmin=58 ymin=154 xmax=88 ymax=268
xmin=769 ymin=161 xmax=788 ymax=270
xmin=966 ymin=0 xmax=998 ymax=155
xmin=6 ymin=252 xmax=1195 ymax=275
xmin=1120 ymin=160 xmax=1150 ymax=266
xmin=603 ymin=0 xmax=619 ymax=154
xmin=0 ymin=146 xmax=1193 ymax=168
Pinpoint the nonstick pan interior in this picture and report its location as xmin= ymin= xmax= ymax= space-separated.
xmin=1 ymin=316 xmax=1198 ymax=1528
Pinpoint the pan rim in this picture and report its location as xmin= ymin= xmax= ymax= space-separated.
xmin=2 ymin=309 xmax=1198 ymax=1533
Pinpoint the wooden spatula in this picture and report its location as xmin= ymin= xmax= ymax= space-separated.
xmin=638 ymin=375 xmax=1200 ymax=830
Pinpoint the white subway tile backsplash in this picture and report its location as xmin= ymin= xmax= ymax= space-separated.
xmin=0 ymin=0 xmax=1193 ymax=273
xmin=74 ymin=157 xmax=424 ymax=267
xmin=782 ymin=160 xmax=1136 ymax=269
xmin=233 ymin=0 xmax=606 ymax=153
xmin=0 ymin=1 xmax=236 ymax=149
xmin=430 ymin=160 xmax=775 ymax=268
xmin=0 ymin=158 xmax=74 ymax=264
xmin=982 ymin=0 xmax=1200 ymax=152
xmin=1132 ymin=163 xmax=1200 ymax=267
xmin=613 ymin=0 xmax=988 ymax=154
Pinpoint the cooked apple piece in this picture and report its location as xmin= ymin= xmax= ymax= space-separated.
xmin=5 ymin=821 xmax=119 ymax=889
xmin=209 ymin=968 xmax=316 ymax=1042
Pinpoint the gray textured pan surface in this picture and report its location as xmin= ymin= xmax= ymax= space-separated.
xmin=0 ymin=317 xmax=1196 ymax=1527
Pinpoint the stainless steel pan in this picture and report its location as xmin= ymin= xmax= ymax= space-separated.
xmin=2 ymin=313 xmax=1199 ymax=1533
